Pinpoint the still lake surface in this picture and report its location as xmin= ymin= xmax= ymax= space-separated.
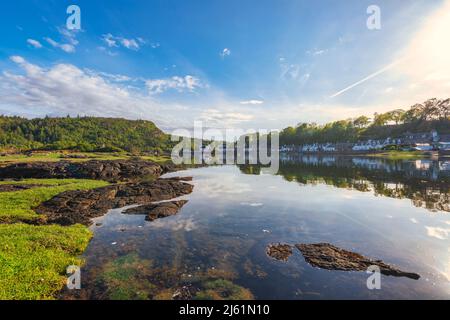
xmin=66 ymin=155 xmax=450 ymax=299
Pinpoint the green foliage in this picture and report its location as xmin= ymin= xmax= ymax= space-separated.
xmin=0 ymin=223 xmax=92 ymax=300
xmin=0 ymin=179 xmax=109 ymax=223
xmin=0 ymin=116 xmax=174 ymax=153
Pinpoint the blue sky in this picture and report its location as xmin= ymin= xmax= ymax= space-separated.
xmin=0 ymin=0 xmax=449 ymax=132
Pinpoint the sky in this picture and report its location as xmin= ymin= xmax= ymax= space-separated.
xmin=0 ymin=0 xmax=449 ymax=134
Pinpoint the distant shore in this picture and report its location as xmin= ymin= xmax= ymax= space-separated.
xmin=281 ymin=150 xmax=449 ymax=160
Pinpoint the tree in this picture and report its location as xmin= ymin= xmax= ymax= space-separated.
xmin=353 ymin=116 xmax=370 ymax=128
xmin=386 ymin=109 xmax=405 ymax=125
xmin=373 ymin=112 xmax=389 ymax=126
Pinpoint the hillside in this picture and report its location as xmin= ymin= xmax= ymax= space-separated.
xmin=0 ymin=116 xmax=173 ymax=153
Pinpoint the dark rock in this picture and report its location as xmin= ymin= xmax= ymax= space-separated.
xmin=123 ymin=200 xmax=188 ymax=221
xmin=266 ymin=243 xmax=293 ymax=261
xmin=0 ymin=184 xmax=42 ymax=192
xmin=35 ymin=177 xmax=193 ymax=226
xmin=0 ymin=159 xmax=163 ymax=182
xmin=35 ymin=185 xmax=118 ymax=226
xmin=296 ymin=243 xmax=420 ymax=280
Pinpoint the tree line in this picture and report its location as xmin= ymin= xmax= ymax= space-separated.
xmin=280 ymin=98 xmax=450 ymax=145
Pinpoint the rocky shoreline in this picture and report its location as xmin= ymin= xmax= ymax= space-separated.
xmin=0 ymin=159 xmax=185 ymax=182
xmin=0 ymin=159 xmax=194 ymax=226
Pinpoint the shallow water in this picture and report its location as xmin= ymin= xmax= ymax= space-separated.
xmin=65 ymin=155 xmax=450 ymax=300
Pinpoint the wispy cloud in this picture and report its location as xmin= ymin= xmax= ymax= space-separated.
xmin=199 ymin=108 xmax=253 ymax=127
xmin=146 ymin=76 xmax=203 ymax=94
xmin=240 ymin=100 xmax=264 ymax=105
xmin=102 ymin=34 xmax=147 ymax=51
xmin=44 ymin=37 xmax=75 ymax=53
xmin=26 ymin=39 xmax=42 ymax=49
xmin=307 ymin=48 xmax=328 ymax=56
xmin=43 ymin=26 xmax=80 ymax=53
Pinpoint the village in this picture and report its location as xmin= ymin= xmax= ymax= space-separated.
xmin=280 ymin=130 xmax=450 ymax=154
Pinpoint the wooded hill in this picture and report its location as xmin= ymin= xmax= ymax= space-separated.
xmin=0 ymin=116 xmax=174 ymax=153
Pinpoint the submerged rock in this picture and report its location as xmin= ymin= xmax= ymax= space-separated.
xmin=0 ymin=159 xmax=163 ymax=182
xmin=296 ymin=243 xmax=420 ymax=280
xmin=266 ymin=243 xmax=293 ymax=261
xmin=35 ymin=178 xmax=193 ymax=226
xmin=123 ymin=200 xmax=188 ymax=221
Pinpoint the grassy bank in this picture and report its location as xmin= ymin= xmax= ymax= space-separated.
xmin=0 ymin=151 xmax=171 ymax=165
xmin=0 ymin=223 xmax=92 ymax=300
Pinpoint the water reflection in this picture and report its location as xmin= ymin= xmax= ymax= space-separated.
xmin=239 ymin=155 xmax=450 ymax=213
xmin=64 ymin=155 xmax=450 ymax=300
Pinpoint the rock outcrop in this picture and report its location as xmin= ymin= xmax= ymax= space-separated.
xmin=295 ymin=243 xmax=420 ymax=280
xmin=35 ymin=178 xmax=193 ymax=225
xmin=123 ymin=200 xmax=189 ymax=221
xmin=266 ymin=242 xmax=420 ymax=280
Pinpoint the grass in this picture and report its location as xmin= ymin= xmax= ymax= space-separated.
xmin=0 ymin=152 xmax=125 ymax=164
xmin=0 ymin=179 xmax=109 ymax=224
xmin=0 ymin=223 xmax=92 ymax=300
xmin=0 ymin=178 xmax=108 ymax=299
xmin=367 ymin=150 xmax=433 ymax=160
xmin=0 ymin=151 xmax=171 ymax=165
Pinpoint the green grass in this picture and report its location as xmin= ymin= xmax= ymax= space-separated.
xmin=0 ymin=223 xmax=92 ymax=300
xmin=0 ymin=151 xmax=171 ymax=165
xmin=367 ymin=150 xmax=432 ymax=160
xmin=141 ymin=155 xmax=171 ymax=164
xmin=0 ymin=152 xmax=126 ymax=164
xmin=0 ymin=179 xmax=109 ymax=223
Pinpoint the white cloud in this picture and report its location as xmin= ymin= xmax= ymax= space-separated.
xmin=102 ymin=34 xmax=146 ymax=51
xmin=44 ymin=37 xmax=76 ymax=53
xmin=120 ymin=38 xmax=139 ymax=50
xmin=57 ymin=27 xmax=79 ymax=46
xmin=102 ymin=33 xmax=117 ymax=47
xmin=27 ymin=39 xmax=42 ymax=49
xmin=199 ymin=108 xmax=253 ymax=127
xmin=0 ymin=56 xmax=179 ymax=127
xmin=146 ymin=75 xmax=203 ymax=94
xmin=240 ymin=100 xmax=264 ymax=105
xmin=307 ymin=49 xmax=328 ymax=56
xmin=220 ymin=48 xmax=231 ymax=58
xmin=42 ymin=27 xmax=80 ymax=53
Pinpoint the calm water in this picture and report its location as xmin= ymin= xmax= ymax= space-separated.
xmin=66 ymin=155 xmax=450 ymax=300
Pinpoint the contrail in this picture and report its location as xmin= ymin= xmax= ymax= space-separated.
xmin=330 ymin=59 xmax=402 ymax=98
